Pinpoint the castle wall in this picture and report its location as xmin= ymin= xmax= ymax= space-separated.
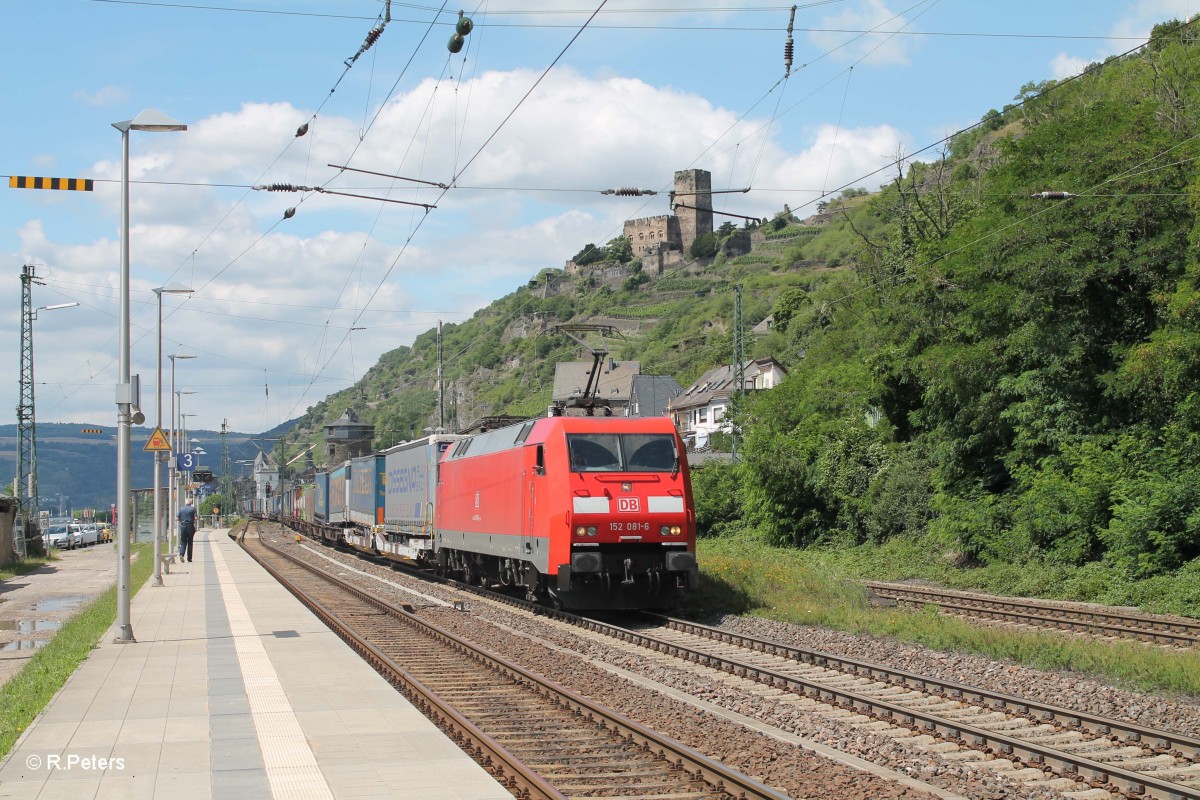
xmin=623 ymin=215 xmax=680 ymax=259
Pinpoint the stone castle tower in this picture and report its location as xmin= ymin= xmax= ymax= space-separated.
xmin=673 ymin=169 xmax=713 ymax=252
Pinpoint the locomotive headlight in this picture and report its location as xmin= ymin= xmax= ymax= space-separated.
xmin=575 ymin=525 xmax=598 ymax=537
xmin=587 ymin=526 xmax=597 ymax=536
xmin=660 ymin=525 xmax=682 ymax=536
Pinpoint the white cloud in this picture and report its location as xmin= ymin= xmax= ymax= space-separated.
xmin=1050 ymin=53 xmax=1091 ymax=80
xmin=1048 ymin=0 xmax=1196 ymax=82
xmin=762 ymin=124 xmax=906 ymax=210
xmin=74 ymin=85 xmax=129 ymax=107
xmin=1112 ymin=0 xmax=1197 ymax=39
xmin=5 ymin=67 xmax=910 ymax=431
xmin=808 ymin=0 xmax=921 ymax=66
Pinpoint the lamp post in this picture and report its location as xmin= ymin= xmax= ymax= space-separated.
xmin=152 ymin=288 xmax=193 ymax=587
xmin=192 ymin=447 xmax=208 ymax=519
xmin=168 ymin=359 xmax=196 ymax=560
xmin=113 ymin=109 xmax=186 ymax=644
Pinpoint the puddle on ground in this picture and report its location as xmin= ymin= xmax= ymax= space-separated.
xmin=1 ymin=639 xmax=49 ymax=652
xmin=34 ymin=595 xmax=89 ymax=612
xmin=0 ymin=619 xmax=62 ymax=634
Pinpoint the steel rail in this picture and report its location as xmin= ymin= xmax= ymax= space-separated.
xmin=867 ymin=582 xmax=1200 ymax=646
xmin=632 ymin=613 xmax=1200 ymax=760
xmin=244 ymin=533 xmax=791 ymax=800
xmin=267 ymin=518 xmax=1200 ymax=797
xmin=598 ymin=616 xmax=1200 ymax=800
xmin=244 ymin=533 xmax=565 ymax=800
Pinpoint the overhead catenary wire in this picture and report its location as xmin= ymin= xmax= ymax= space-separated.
xmin=803 ymin=126 xmax=1200 ymax=326
xmin=35 ymin=1 xmax=1181 ymax=432
xmin=85 ymin=1 xmax=1150 ymax=40
xmin=425 ymin=16 xmax=1200 ymax=404
xmin=790 ymin=17 xmax=1200 ymax=215
xmin=40 ymin=0 xmax=452 ymax=427
xmin=279 ymin=0 xmax=613 ymax=423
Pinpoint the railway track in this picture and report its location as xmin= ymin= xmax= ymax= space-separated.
xmin=368 ymin=556 xmax=1200 ymax=798
xmin=603 ymin=614 xmax=1200 ymax=800
xmin=263 ymin=519 xmax=1200 ymax=798
xmin=240 ymin=530 xmax=790 ymax=800
xmin=866 ymin=582 xmax=1200 ymax=647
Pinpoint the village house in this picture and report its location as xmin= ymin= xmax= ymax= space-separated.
xmin=669 ymin=357 xmax=787 ymax=448
xmin=551 ymin=361 xmax=683 ymax=417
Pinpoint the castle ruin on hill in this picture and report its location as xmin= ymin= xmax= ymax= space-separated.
xmin=623 ymin=168 xmax=713 ymax=274
xmin=565 ymin=168 xmax=714 ymax=277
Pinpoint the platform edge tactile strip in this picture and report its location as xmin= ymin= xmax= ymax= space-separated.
xmin=210 ymin=539 xmax=335 ymax=800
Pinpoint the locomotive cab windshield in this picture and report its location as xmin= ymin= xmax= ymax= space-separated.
xmin=567 ymin=433 xmax=678 ymax=473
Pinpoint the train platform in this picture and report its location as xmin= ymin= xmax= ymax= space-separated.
xmin=0 ymin=527 xmax=512 ymax=800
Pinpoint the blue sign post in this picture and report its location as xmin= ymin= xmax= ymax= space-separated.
xmin=177 ymin=452 xmax=196 ymax=471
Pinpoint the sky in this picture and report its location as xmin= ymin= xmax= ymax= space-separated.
xmin=2 ymin=0 xmax=1196 ymax=440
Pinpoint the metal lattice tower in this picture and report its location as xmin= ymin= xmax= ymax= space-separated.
xmin=732 ymin=283 xmax=745 ymax=459
xmin=16 ymin=265 xmax=39 ymax=555
xmin=220 ymin=419 xmax=233 ymax=503
xmin=733 ymin=283 xmax=745 ymax=397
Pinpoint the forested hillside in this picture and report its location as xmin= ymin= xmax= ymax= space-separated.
xmin=279 ymin=18 xmax=1200 ymax=596
xmin=734 ymin=19 xmax=1200 ymax=583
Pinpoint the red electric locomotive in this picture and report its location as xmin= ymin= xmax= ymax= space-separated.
xmin=435 ymin=415 xmax=698 ymax=610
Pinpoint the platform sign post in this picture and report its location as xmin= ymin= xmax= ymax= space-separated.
xmin=143 ymin=427 xmax=172 ymax=587
xmin=143 ymin=427 xmax=172 ymax=453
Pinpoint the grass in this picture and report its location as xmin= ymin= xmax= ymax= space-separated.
xmin=0 ymin=553 xmax=55 ymax=582
xmin=694 ymin=534 xmax=1200 ymax=697
xmin=0 ymin=543 xmax=154 ymax=758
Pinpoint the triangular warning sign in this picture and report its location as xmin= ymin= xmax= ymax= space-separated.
xmin=143 ymin=426 xmax=172 ymax=452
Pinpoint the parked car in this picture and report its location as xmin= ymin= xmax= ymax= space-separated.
xmin=79 ymin=523 xmax=100 ymax=547
xmin=67 ymin=523 xmax=84 ymax=548
xmin=43 ymin=523 xmax=75 ymax=550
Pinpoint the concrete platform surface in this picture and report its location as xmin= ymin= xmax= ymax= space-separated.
xmin=0 ymin=528 xmax=511 ymax=800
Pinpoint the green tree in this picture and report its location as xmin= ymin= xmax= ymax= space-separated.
xmin=771 ymin=288 xmax=809 ymax=334
xmin=572 ymin=243 xmax=603 ymax=265
xmin=689 ymin=232 xmax=718 ymax=259
xmin=606 ymin=235 xmax=633 ymax=263
xmin=200 ymin=494 xmax=228 ymax=517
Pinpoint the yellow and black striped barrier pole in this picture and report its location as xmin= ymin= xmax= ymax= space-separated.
xmin=9 ymin=176 xmax=94 ymax=191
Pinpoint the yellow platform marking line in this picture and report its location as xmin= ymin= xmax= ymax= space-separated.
xmin=209 ymin=539 xmax=334 ymax=800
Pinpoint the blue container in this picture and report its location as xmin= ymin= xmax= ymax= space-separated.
xmin=314 ymin=472 xmax=330 ymax=522
xmin=349 ymin=454 xmax=385 ymax=528
xmin=328 ymin=464 xmax=349 ymax=524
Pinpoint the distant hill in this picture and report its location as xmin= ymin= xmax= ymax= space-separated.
xmin=0 ymin=421 xmax=295 ymax=513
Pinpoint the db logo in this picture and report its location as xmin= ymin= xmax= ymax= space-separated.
xmin=617 ymin=497 xmax=640 ymax=513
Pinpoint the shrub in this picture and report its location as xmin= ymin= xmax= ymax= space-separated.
xmin=691 ymin=460 xmax=743 ymax=536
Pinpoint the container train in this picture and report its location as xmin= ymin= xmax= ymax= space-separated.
xmin=275 ymin=415 xmax=699 ymax=610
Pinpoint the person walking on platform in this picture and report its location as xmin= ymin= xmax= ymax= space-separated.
xmin=178 ymin=500 xmax=198 ymax=563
